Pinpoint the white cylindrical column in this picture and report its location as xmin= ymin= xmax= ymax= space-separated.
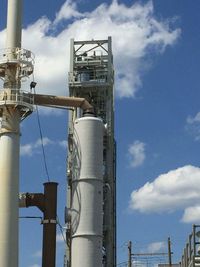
xmin=0 ymin=108 xmax=20 ymax=267
xmin=71 ymin=116 xmax=104 ymax=267
xmin=0 ymin=1 xmax=22 ymax=266
xmin=6 ymin=0 xmax=22 ymax=49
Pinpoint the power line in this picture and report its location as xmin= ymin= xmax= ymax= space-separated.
xmin=57 ymin=216 xmax=67 ymax=244
xmin=19 ymin=216 xmax=42 ymax=220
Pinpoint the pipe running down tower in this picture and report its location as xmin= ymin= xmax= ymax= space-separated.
xmin=0 ymin=0 xmax=34 ymax=266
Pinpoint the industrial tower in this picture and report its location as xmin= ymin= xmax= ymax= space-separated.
xmin=65 ymin=38 xmax=116 ymax=267
xmin=0 ymin=1 xmax=116 ymax=266
xmin=0 ymin=0 xmax=34 ymax=265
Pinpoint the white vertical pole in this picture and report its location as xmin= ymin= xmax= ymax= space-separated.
xmin=6 ymin=0 xmax=22 ymax=49
xmin=0 ymin=109 xmax=20 ymax=267
xmin=0 ymin=0 xmax=22 ymax=266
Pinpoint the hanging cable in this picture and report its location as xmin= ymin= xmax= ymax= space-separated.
xmin=33 ymin=87 xmax=50 ymax=182
xmin=31 ymin=77 xmax=66 ymax=246
xmin=57 ymin=216 xmax=67 ymax=244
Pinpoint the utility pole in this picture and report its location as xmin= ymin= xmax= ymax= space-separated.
xmin=128 ymin=239 xmax=171 ymax=267
xmin=168 ymin=237 xmax=172 ymax=266
xmin=128 ymin=241 xmax=132 ymax=267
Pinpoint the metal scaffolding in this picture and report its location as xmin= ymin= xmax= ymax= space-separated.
xmin=180 ymin=225 xmax=200 ymax=267
xmin=65 ymin=37 xmax=116 ymax=267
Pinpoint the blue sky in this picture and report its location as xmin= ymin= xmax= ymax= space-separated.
xmin=1 ymin=0 xmax=200 ymax=266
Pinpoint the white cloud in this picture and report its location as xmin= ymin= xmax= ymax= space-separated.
xmin=186 ymin=112 xmax=200 ymax=141
xmin=0 ymin=0 xmax=180 ymax=99
xmin=34 ymin=137 xmax=54 ymax=147
xmin=187 ymin=112 xmax=200 ymax=124
xmin=146 ymin=241 xmax=166 ymax=253
xmin=20 ymin=137 xmax=52 ymax=156
xmin=37 ymin=106 xmax=65 ymax=117
xmin=28 ymin=265 xmax=40 ymax=267
xmin=57 ymin=233 xmax=65 ymax=243
xmin=32 ymin=250 xmax=42 ymax=258
xmin=20 ymin=137 xmax=67 ymax=156
xmin=20 ymin=143 xmax=33 ymax=156
xmin=128 ymin=140 xmax=146 ymax=168
xmin=59 ymin=140 xmax=68 ymax=149
xmin=54 ymin=0 xmax=82 ymax=23
xmin=182 ymin=206 xmax=200 ymax=223
xmin=129 ymin=165 xmax=200 ymax=223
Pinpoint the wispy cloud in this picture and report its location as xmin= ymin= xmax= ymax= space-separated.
xmin=128 ymin=140 xmax=146 ymax=168
xmin=146 ymin=241 xmax=166 ymax=253
xmin=20 ymin=137 xmax=67 ymax=156
xmin=0 ymin=0 xmax=180 ymax=99
xmin=56 ymin=233 xmax=65 ymax=243
xmin=186 ymin=112 xmax=200 ymax=140
xmin=182 ymin=206 xmax=200 ymax=223
xmin=58 ymin=140 xmax=68 ymax=149
xmin=54 ymin=0 xmax=83 ymax=23
xmin=37 ymin=106 xmax=65 ymax=116
xmin=129 ymin=165 xmax=200 ymax=223
xmin=32 ymin=250 xmax=42 ymax=258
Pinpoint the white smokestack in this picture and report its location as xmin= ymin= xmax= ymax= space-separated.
xmin=71 ymin=116 xmax=104 ymax=267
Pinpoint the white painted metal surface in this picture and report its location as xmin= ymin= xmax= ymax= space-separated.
xmin=6 ymin=0 xmax=22 ymax=49
xmin=0 ymin=1 xmax=29 ymax=266
xmin=66 ymin=38 xmax=116 ymax=267
xmin=71 ymin=116 xmax=104 ymax=267
xmin=0 ymin=108 xmax=20 ymax=267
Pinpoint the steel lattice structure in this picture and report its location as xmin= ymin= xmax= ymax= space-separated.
xmin=65 ymin=37 xmax=116 ymax=267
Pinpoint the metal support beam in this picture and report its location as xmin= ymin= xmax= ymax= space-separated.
xmin=128 ymin=241 xmax=132 ymax=267
xmin=168 ymin=237 xmax=172 ymax=266
xmin=42 ymin=182 xmax=58 ymax=267
xmin=19 ymin=182 xmax=58 ymax=267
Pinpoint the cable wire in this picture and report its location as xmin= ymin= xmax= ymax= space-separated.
xmin=57 ymin=216 xmax=67 ymax=244
xmin=32 ymin=80 xmax=67 ymax=246
xmin=33 ymin=87 xmax=50 ymax=182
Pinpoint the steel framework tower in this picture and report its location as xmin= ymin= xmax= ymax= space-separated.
xmin=65 ymin=37 xmax=116 ymax=267
xmin=180 ymin=225 xmax=200 ymax=267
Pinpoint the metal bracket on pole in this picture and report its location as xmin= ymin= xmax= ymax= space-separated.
xmin=41 ymin=219 xmax=57 ymax=224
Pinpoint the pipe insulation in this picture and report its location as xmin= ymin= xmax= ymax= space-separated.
xmin=71 ymin=116 xmax=104 ymax=267
xmin=33 ymin=94 xmax=93 ymax=111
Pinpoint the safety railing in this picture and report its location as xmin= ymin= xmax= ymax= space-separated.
xmin=0 ymin=47 xmax=35 ymax=79
xmin=68 ymin=69 xmax=108 ymax=84
xmin=0 ymin=89 xmax=34 ymax=108
xmin=180 ymin=225 xmax=200 ymax=267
